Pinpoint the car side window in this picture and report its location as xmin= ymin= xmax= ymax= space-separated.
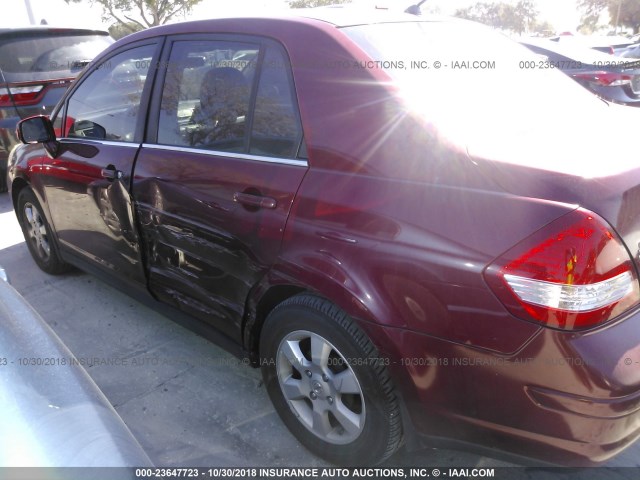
xmin=63 ymin=45 xmax=155 ymax=142
xmin=158 ymin=41 xmax=259 ymax=153
xmin=249 ymin=46 xmax=302 ymax=159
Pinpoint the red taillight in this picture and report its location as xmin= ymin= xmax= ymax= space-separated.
xmin=484 ymin=209 xmax=640 ymax=330
xmin=0 ymin=84 xmax=45 ymax=107
xmin=573 ymin=71 xmax=633 ymax=87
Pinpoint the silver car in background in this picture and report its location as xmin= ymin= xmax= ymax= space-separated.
xmin=0 ymin=269 xmax=151 ymax=468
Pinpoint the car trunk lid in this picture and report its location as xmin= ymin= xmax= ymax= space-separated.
xmin=466 ymin=102 xmax=640 ymax=271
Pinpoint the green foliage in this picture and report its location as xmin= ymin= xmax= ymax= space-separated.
xmin=614 ymin=0 xmax=640 ymax=32
xmin=578 ymin=0 xmax=640 ymax=33
xmin=288 ymin=0 xmax=350 ymax=8
xmin=108 ymin=21 xmax=144 ymax=40
xmin=530 ymin=19 xmax=555 ymax=36
xmin=64 ymin=0 xmax=203 ymax=31
xmin=454 ymin=1 xmax=538 ymax=34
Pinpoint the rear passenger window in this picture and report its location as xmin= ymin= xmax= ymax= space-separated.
xmin=158 ymin=41 xmax=259 ymax=153
xmin=249 ymin=46 xmax=302 ymax=158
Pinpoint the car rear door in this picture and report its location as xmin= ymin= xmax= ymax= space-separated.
xmin=133 ymin=35 xmax=307 ymax=341
xmin=40 ymin=40 xmax=162 ymax=290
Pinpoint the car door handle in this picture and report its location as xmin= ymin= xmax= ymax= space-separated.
xmin=101 ymin=165 xmax=123 ymax=181
xmin=233 ymin=192 xmax=277 ymax=210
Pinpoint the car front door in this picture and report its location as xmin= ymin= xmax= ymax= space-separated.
xmin=133 ymin=36 xmax=308 ymax=340
xmin=42 ymin=41 xmax=161 ymax=290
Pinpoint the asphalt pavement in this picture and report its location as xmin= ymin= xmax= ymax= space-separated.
xmin=1 ymin=191 xmax=639 ymax=477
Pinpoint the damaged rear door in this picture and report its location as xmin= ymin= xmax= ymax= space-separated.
xmin=41 ymin=41 xmax=162 ymax=290
xmin=133 ymin=36 xmax=307 ymax=341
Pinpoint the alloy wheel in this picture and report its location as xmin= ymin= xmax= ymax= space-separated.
xmin=23 ymin=202 xmax=51 ymax=262
xmin=276 ymin=330 xmax=365 ymax=445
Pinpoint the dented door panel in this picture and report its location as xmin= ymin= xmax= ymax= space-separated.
xmin=133 ymin=146 xmax=307 ymax=340
xmin=41 ymin=140 xmax=147 ymax=288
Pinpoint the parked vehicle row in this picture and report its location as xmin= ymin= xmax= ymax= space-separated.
xmin=521 ymin=37 xmax=640 ymax=106
xmin=9 ymin=9 xmax=640 ymax=466
xmin=619 ymin=43 xmax=640 ymax=59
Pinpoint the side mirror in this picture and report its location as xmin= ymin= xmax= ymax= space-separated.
xmin=16 ymin=115 xmax=59 ymax=158
xmin=17 ymin=115 xmax=56 ymax=144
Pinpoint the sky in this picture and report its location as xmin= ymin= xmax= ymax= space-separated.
xmin=2 ymin=0 xmax=583 ymax=33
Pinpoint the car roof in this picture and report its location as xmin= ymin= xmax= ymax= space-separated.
xmin=120 ymin=7 xmax=460 ymax=46
xmin=290 ymin=6 xmax=454 ymax=27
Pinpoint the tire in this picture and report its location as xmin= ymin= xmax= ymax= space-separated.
xmin=260 ymin=294 xmax=402 ymax=465
xmin=17 ymin=188 xmax=70 ymax=275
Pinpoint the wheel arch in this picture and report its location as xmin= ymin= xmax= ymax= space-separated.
xmin=243 ymin=264 xmax=419 ymax=442
xmin=11 ymin=177 xmax=30 ymax=210
xmin=244 ymin=267 xmax=376 ymax=363
xmin=12 ymin=178 xmax=58 ymax=245
xmin=244 ymin=280 xmax=307 ymax=363
xmin=257 ymin=290 xmax=405 ymax=464
xmin=243 ymin=265 xmax=404 ymax=368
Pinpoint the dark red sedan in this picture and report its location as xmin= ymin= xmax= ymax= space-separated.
xmin=8 ymin=9 xmax=640 ymax=467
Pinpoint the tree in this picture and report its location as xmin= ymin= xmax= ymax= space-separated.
xmin=618 ymin=1 xmax=640 ymax=32
xmin=530 ymin=19 xmax=555 ymax=36
xmin=64 ymin=0 xmax=203 ymax=34
xmin=578 ymin=0 xmax=640 ymax=34
xmin=108 ymin=21 xmax=145 ymax=40
xmin=288 ymin=0 xmax=350 ymax=8
xmin=454 ymin=1 xmax=539 ymax=35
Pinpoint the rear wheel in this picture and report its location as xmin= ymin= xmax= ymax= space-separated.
xmin=17 ymin=188 xmax=70 ymax=274
xmin=260 ymin=294 xmax=402 ymax=465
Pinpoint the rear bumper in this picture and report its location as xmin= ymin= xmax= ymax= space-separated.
xmin=367 ymin=308 xmax=640 ymax=466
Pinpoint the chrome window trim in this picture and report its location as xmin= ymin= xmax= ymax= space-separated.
xmin=141 ymin=143 xmax=309 ymax=167
xmin=59 ymin=138 xmax=141 ymax=148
